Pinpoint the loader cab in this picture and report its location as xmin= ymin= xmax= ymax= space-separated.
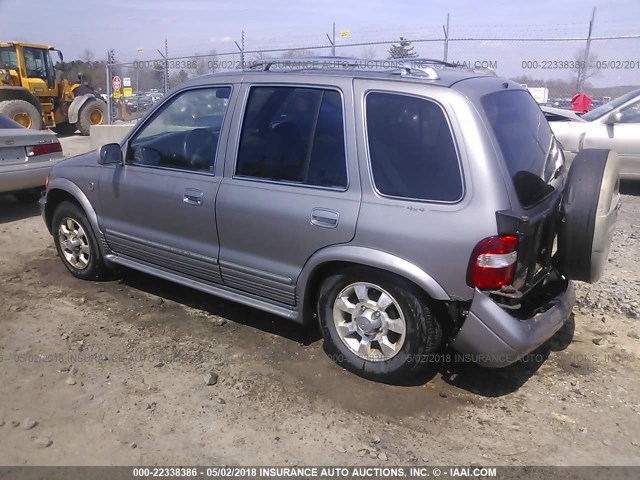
xmin=22 ymin=45 xmax=57 ymax=90
xmin=0 ymin=42 xmax=60 ymax=97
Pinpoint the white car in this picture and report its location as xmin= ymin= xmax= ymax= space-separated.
xmin=540 ymin=105 xmax=584 ymax=122
xmin=0 ymin=113 xmax=64 ymax=201
xmin=549 ymin=89 xmax=640 ymax=180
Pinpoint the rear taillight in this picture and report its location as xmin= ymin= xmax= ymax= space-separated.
xmin=26 ymin=142 xmax=62 ymax=157
xmin=467 ymin=235 xmax=519 ymax=290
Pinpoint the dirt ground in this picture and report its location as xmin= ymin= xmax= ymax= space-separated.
xmin=0 ymin=135 xmax=639 ymax=467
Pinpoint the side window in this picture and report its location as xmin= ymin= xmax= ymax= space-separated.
xmin=236 ymin=86 xmax=347 ymax=188
xmin=619 ymin=100 xmax=640 ymax=123
xmin=0 ymin=47 xmax=18 ymax=70
xmin=366 ymin=92 xmax=463 ymax=202
xmin=23 ymin=47 xmax=46 ymax=78
xmin=128 ymin=87 xmax=231 ymax=173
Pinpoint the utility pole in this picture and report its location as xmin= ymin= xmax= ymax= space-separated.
xmin=578 ymin=7 xmax=596 ymax=92
xmin=443 ymin=13 xmax=450 ymax=62
xmin=234 ymin=30 xmax=245 ymax=69
xmin=157 ymin=40 xmax=169 ymax=93
xmin=105 ymin=49 xmax=116 ymax=124
xmin=164 ymin=39 xmax=169 ymax=93
xmin=326 ymin=22 xmax=336 ymax=57
xmin=332 ymin=22 xmax=336 ymax=56
xmin=105 ymin=50 xmax=112 ymax=124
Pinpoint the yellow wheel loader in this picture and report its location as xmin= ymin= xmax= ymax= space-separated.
xmin=0 ymin=41 xmax=107 ymax=135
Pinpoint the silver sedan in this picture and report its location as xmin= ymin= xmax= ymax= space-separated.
xmin=0 ymin=113 xmax=64 ymax=201
xmin=549 ymin=89 xmax=640 ymax=180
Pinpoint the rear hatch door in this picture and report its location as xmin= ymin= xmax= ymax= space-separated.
xmin=481 ymin=89 xmax=566 ymax=294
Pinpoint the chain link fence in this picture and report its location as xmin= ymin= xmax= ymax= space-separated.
xmin=105 ymin=26 xmax=640 ymax=123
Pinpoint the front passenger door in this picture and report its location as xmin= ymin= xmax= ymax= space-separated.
xmin=98 ymin=86 xmax=234 ymax=284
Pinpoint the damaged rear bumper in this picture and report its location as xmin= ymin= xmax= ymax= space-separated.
xmin=450 ymin=280 xmax=575 ymax=368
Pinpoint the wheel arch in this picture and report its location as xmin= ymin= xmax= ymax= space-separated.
xmin=0 ymin=87 xmax=43 ymax=113
xmin=44 ymin=179 xmax=100 ymax=239
xmin=297 ymin=246 xmax=451 ymax=325
xmin=67 ymin=94 xmax=95 ymax=124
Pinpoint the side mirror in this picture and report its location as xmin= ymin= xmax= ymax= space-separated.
xmin=57 ymin=51 xmax=63 ymax=62
xmin=98 ymin=143 xmax=123 ymax=165
xmin=605 ymin=111 xmax=622 ymax=125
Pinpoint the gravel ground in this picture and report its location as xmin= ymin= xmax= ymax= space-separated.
xmin=0 ymin=136 xmax=639 ymax=466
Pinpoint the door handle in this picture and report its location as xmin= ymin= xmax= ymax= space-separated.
xmin=183 ymin=188 xmax=204 ymax=206
xmin=311 ymin=208 xmax=339 ymax=228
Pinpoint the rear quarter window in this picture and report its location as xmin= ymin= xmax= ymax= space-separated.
xmin=482 ymin=90 xmax=561 ymax=207
xmin=365 ymin=92 xmax=463 ymax=202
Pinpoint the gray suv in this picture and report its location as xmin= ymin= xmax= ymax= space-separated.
xmin=41 ymin=59 xmax=620 ymax=382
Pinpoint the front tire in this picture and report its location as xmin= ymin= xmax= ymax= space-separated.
xmin=0 ymin=100 xmax=43 ymax=130
xmin=318 ymin=267 xmax=442 ymax=382
xmin=76 ymin=99 xmax=106 ymax=136
xmin=52 ymin=201 xmax=107 ymax=280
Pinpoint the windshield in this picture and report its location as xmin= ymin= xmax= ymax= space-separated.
xmin=482 ymin=89 xmax=562 ymax=207
xmin=582 ymin=89 xmax=640 ymax=121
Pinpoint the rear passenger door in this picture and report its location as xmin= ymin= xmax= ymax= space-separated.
xmin=216 ymin=81 xmax=360 ymax=306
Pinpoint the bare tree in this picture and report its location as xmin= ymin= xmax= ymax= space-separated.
xmin=573 ymin=48 xmax=600 ymax=92
xmin=280 ymin=49 xmax=315 ymax=58
xmin=80 ymin=49 xmax=95 ymax=63
xmin=359 ymin=46 xmax=378 ymax=60
xmin=169 ymin=69 xmax=189 ymax=89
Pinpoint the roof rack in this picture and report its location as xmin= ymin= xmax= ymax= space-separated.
xmin=243 ymin=56 xmax=495 ymax=78
xmin=246 ymin=56 xmax=363 ymax=71
xmin=391 ymin=58 xmax=452 ymax=80
xmin=404 ymin=58 xmax=457 ymax=68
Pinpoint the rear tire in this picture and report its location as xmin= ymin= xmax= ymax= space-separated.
xmin=52 ymin=201 xmax=107 ymax=280
xmin=0 ymin=100 xmax=43 ymax=130
xmin=317 ymin=267 xmax=442 ymax=383
xmin=76 ymin=99 xmax=106 ymax=136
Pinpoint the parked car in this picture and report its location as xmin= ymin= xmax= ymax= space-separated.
xmin=40 ymin=60 xmax=619 ymax=382
xmin=0 ymin=113 xmax=63 ymax=201
xmin=540 ymin=105 xmax=584 ymax=122
xmin=550 ymin=89 xmax=640 ymax=179
xmin=124 ymin=93 xmax=154 ymax=113
xmin=145 ymin=90 xmax=164 ymax=104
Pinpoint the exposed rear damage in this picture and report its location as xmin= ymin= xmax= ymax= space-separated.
xmin=450 ymin=86 xmax=620 ymax=366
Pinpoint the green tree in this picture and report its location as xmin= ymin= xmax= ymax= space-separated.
xmin=388 ymin=37 xmax=418 ymax=59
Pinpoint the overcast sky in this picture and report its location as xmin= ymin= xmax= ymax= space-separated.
xmin=1 ymin=0 xmax=639 ymax=85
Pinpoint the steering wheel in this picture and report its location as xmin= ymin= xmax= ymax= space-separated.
xmin=183 ymin=128 xmax=216 ymax=171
